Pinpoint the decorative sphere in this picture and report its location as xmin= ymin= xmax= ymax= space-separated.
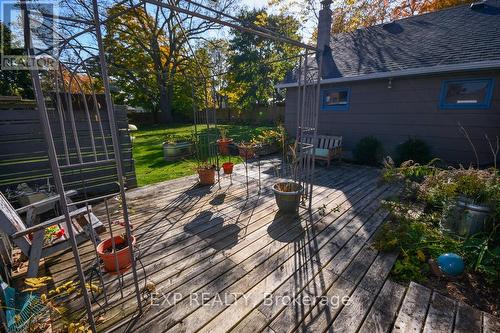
xmin=437 ymin=253 xmax=464 ymax=276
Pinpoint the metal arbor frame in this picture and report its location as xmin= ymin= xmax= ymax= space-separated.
xmin=20 ymin=0 xmax=324 ymax=331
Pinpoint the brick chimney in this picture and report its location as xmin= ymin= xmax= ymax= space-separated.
xmin=317 ymin=0 xmax=333 ymax=51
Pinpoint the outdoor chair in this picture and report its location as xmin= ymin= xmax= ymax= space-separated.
xmin=303 ymin=135 xmax=343 ymax=167
xmin=0 ymin=192 xmax=104 ymax=277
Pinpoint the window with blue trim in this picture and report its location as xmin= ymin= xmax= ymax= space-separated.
xmin=440 ymin=79 xmax=494 ymax=109
xmin=321 ymin=88 xmax=350 ymax=111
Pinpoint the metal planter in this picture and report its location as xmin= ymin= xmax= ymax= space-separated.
xmin=457 ymin=200 xmax=492 ymax=236
xmin=446 ymin=199 xmax=492 ymax=236
xmin=163 ymin=141 xmax=194 ymax=161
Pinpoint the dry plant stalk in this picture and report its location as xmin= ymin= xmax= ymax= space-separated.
xmin=485 ymin=134 xmax=499 ymax=169
xmin=274 ymin=141 xmax=300 ymax=192
xmin=458 ymin=122 xmax=479 ymax=167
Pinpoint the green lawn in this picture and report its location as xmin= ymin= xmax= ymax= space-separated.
xmin=131 ymin=123 xmax=274 ymax=186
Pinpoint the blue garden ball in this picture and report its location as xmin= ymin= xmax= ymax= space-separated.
xmin=437 ymin=253 xmax=464 ymax=276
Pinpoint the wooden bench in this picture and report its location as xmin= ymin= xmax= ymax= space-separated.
xmin=303 ymin=135 xmax=343 ymax=167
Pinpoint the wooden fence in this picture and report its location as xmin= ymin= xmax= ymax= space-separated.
xmin=0 ymin=100 xmax=136 ymax=202
xmin=127 ymin=104 xmax=285 ymax=126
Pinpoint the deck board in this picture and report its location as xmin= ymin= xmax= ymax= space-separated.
xmin=21 ymin=159 xmax=499 ymax=333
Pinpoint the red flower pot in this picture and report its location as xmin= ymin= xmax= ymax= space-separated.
xmin=97 ymin=235 xmax=136 ymax=274
xmin=222 ymin=162 xmax=234 ymax=175
xmin=217 ymin=139 xmax=233 ymax=156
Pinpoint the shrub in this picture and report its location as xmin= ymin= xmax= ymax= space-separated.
xmin=395 ymin=138 xmax=432 ymax=166
xmin=353 ymin=136 xmax=384 ymax=165
xmin=383 ymin=159 xmax=439 ymax=184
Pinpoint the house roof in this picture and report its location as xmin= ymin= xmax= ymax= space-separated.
xmin=279 ymin=0 xmax=500 ymax=87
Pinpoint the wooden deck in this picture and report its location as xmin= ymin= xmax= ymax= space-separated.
xmin=38 ymin=158 xmax=499 ymax=333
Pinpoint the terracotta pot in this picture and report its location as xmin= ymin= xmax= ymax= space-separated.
xmin=217 ymin=139 xmax=233 ymax=156
xmin=198 ymin=167 xmax=216 ymax=185
xmin=222 ymin=162 xmax=234 ymax=175
xmin=97 ymin=235 xmax=136 ymax=274
xmin=238 ymin=145 xmax=256 ymax=159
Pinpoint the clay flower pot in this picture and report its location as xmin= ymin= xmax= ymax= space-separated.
xmin=222 ymin=162 xmax=234 ymax=175
xmin=97 ymin=235 xmax=136 ymax=274
xmin=238 ymin=144 xmax=256 ymax=159
xmin=197 ymin=166 xmax=216 ymax=185
xmin=217 ymin=139 xmax=233 ymax=156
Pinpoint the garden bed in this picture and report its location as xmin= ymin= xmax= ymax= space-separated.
xmin=374 ymin=160 xmax=499 ymax=316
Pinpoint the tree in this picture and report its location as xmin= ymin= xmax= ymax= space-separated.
xmin=224 ymin=9 xmax=301 ymax=112
xmin=0 ymin=23 xmax=34 ymax=98
xmin=102 ymin=1 xmax=237 ymax=123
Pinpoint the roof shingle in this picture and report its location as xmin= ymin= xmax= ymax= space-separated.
xmin=324 ymin=0 xmax=500 ymax=79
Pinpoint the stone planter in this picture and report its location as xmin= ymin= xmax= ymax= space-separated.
xmin=273 ymin=182 xmax=303 ymax=215
xmin=163 ymin=141 xmax=193 ymax=161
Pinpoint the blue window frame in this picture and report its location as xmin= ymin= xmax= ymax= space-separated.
xmin=439 ymin=78 xmax=494 ymax=109
xmin=321 ymin=88 xmax=350 ymax=111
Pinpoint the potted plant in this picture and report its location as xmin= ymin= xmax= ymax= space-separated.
xmin=222 ymin=162 xmax=234 ymax=175
xmin=217 ymin=128 xmax=233 ymax=156
xmin=253 ymin=126 xmax=284 ymax=156
xmin=451 ymin=170 xmax=495 ymax=236
xmin=197 ymin=163 xmax=217 ymax=185
xmin=97 ymin=233 xmax=136 ymax=274
xmin=238 ymin=142 xmax=256 ymax=159
xmin=273 ymin=181 xmax=303 ymax=214
xmin=163 ymin=134 xmax=194 ymax=161
xmin=272 ymin=141 xmax=303 ymax=214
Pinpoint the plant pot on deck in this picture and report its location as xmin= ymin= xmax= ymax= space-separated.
xmin=163 ymin=141 xmax=193 ymax=161
xmin=97 ymin=235 xmax=136 ymax=274
xmin=273 ymin=182 xmax=303 ymax=215
xmin=222 ymin=162 xmax=234 ymax=175
xmin=217 ymin=139 xmax=233 ymax=156
xmin=238 ymin=144 xmax=256 ymax=160
xmin=197 ymin=166 xmax=216 ymax=185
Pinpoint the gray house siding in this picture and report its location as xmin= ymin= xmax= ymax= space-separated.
xmin=284 ymin=70 xmax=500 ymax=166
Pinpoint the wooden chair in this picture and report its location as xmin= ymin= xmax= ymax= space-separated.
xmin=0 ymin=192 xmax=104 ymax=277
xmin=15 ymin=189 xmax=77 ymax=227
xmin=303 ymin=135 xmax=343 ymax=167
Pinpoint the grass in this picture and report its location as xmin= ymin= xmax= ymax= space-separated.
xmin=131 ymin=123 xmax=274 ymax=186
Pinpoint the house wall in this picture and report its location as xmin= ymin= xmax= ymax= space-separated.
xmin=284 ymin=70 xmax=500 ymax=166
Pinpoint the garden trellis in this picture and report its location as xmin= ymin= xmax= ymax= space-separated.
xmin=19 ymin=0 xmax=324 ymax=330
